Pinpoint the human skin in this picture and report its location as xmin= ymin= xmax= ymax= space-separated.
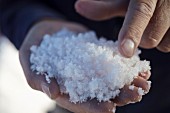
xmin=75 ymin=0 xmax=170 ymax=57
xmin=19 ymin=20 xmax=151 ymax=113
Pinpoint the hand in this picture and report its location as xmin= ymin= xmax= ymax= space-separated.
xmin=19 ymin=20 xmax=151 ymax=113
xmin=75 ymin=0 xmax=170 ymax=57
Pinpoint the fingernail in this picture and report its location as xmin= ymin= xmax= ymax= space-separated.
xmin=41 ymin=84 xmax=51 ymax=98
xmin=121 ymin=39 xmax=135 ymax=57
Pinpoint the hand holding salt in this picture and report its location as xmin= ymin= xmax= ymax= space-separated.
xmin=30 ymin=29 xmax=151 ymax=113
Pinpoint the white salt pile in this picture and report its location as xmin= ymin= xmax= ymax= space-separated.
xmin=30 ymin=29 xmax=151 ymax=103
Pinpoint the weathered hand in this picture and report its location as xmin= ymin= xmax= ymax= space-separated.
xmin=19 ymin=20 xmax=151 ymax=113
xmin=75 ymin=0 xmax=170 ymax=57
xmin=19 ymin=20 xmax=88 ymax=99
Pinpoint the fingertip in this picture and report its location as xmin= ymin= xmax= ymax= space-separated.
xmin=74 ymin=0 xmax=93 ymax=18
xmin=74 ymin=0 xmax=83 ymax=14
xmin=113 ymin=85 xmax=142 ymax=106
xmin=119 ymin=38 xmax=135 ymax=58
xmin=75 ymin=0 xmax=91 ymax=18
xmin=132 ymin=76 xmax=150 ymax=93
xmin=139 ymin=71 xmax=151 ymax=80
xmin=118 ymin=0 xmax=157 ymax=57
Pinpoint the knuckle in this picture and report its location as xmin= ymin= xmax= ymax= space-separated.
xmin=141 ymin=36 xmax=160 ymax=48
xmin=129 ymin=26 xmax=141 ymax=36
xmin=147 ymin=37 xmax=159 ymax=48
xmin=135 ymin=1 xmax=155 ymax=19
xmin=157 ymin=0 xmax=169 ymax=9
xmin=128 ymin=26 xmax=142 ymax=44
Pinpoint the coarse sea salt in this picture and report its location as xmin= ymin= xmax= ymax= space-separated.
xmin=138 ymin=88 xmax=145 ymax=96
xmin=129 ymin=85 xmax=135 ymax=91
xmin=30 ymin=29 xmax=151 ymax=103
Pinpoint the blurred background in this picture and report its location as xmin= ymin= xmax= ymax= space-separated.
xmin=0 ymin=35 xmax=57 ymax=113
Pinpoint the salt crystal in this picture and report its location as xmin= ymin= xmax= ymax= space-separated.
xmin=147 ymin=81 xmax=152 ymax=88
xmin=129 ymin=85 xmax=135 ymax=91
xmin=30 ymin=29 xmax=151 ymax=103
xmin=112 ymin=108 xmax=116 ymax=113
xmin=138 ymin=88 xmax=145 ymax=96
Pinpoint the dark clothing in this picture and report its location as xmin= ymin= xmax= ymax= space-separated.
xmin=0 ymin=0 xmax=123 ymax=49
xmin=0 ymin=0 xmax=170 ymax=113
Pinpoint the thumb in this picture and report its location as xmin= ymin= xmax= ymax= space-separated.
xmin=118 ymin=0 xmax=157 ymax=57
xmin=75 ymin=0 xmax=129 ymax=21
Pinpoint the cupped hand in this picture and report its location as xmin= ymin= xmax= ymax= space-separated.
xmin=19 ymin=20 xmax=151 ymax=113
xmin=75 ymin=0 xmax=170 ymax=57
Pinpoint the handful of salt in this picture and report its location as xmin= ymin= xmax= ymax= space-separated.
xmin=30 ymin=29 xmax=151 ymax=103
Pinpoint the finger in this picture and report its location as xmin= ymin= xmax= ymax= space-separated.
xmin=157 ymin=28 xmax=170 ymax=52
xmin=131 ymin=76 xmax=151 ymax=93
xmin=140 ymin=1 xmax=170 ymax=49
xmin=75 ymin=0 xmax=129 ymax=21
xmin=139 ymin=70 xmax=151 ymax=80
xmin=118 ymin=0 xmax=157 ymax=57
xmin=113 ymin=85 xmax=142 ymax=106
xmin=56 ymin=95 xmax=116 ymax=113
